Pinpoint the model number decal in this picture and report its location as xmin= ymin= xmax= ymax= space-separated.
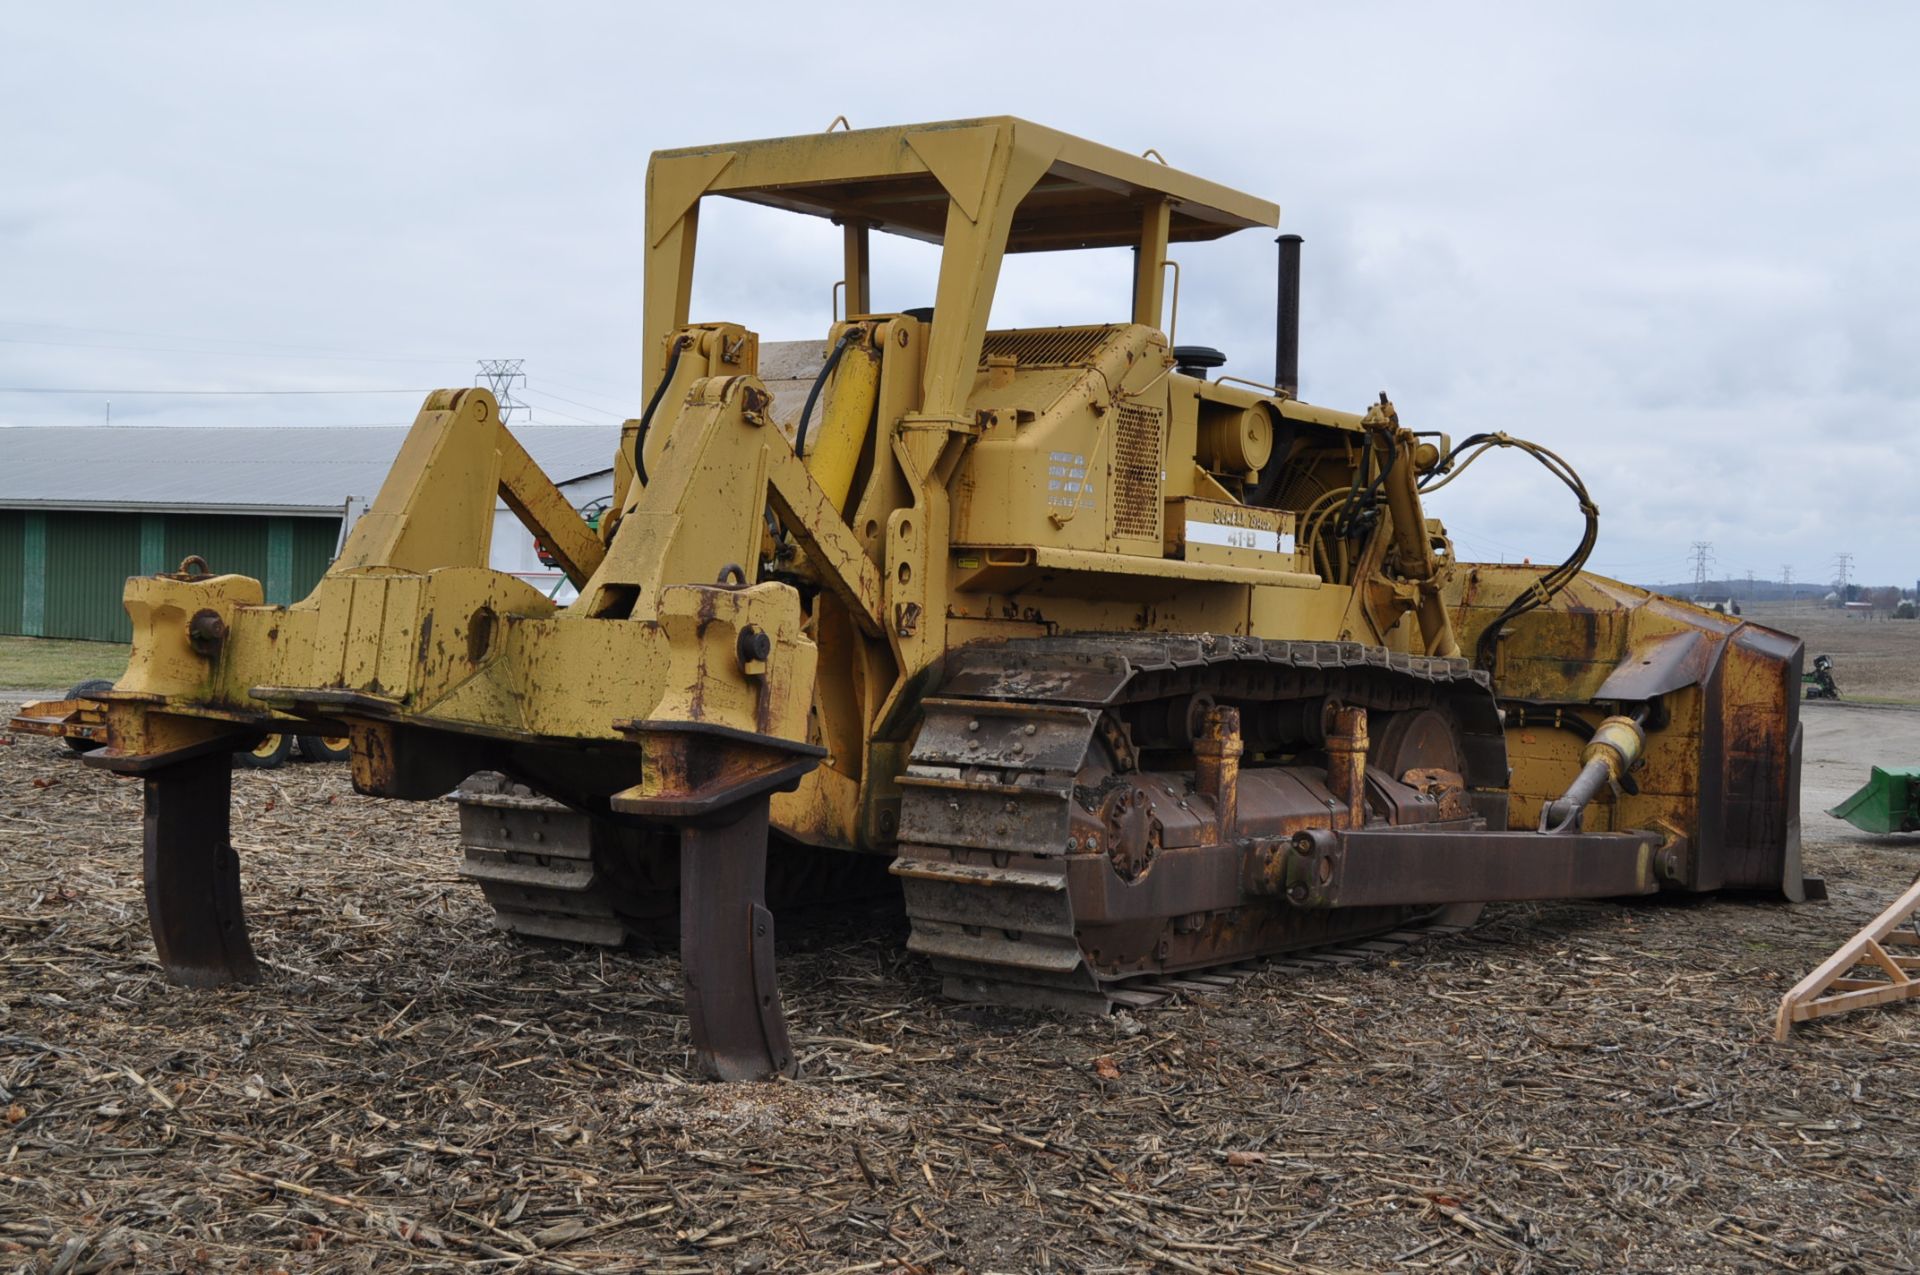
xmin=1185 ymin=520 xmax=1295 ymax=554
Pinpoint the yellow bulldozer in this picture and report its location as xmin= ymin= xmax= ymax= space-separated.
xmin=74 ymin=118 xmax=1807 ymax=1080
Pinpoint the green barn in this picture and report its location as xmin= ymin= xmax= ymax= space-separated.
xmin=0 ymin=425 xmax=615 ymax=643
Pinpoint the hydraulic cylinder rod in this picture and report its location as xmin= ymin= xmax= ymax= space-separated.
xmin=1541 ymin=712 xmax=1648 ymax=832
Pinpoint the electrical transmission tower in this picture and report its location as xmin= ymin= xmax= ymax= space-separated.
xmin=476 ymin=359 xmax=531 ymax=423
xmin=1781 ymin=564 xmax=1794 ymax=608
xmin=1690 ymin=541 xmax=1715 ymax=599
xmin=1832 ymin=552 xmax=1854 ymax=598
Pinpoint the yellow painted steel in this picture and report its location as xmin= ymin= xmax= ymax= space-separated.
xmin=806 ymin=329 xmax=882 ymax=512
xmin=91 ymin=115 xmax=1790 ymax=880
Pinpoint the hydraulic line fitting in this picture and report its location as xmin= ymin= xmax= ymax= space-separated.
xmin=1540 ymin=713 xmax=1647 ymax=833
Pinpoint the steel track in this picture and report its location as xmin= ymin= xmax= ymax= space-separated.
xmin=892 ymin=634 xmax=1501 ymax=1012
xmin=455 ymin=774 xmax=893 ymax=948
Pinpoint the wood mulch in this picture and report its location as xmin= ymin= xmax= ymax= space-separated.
xmin=3 ymin=726 xmax=1917 ymax=1273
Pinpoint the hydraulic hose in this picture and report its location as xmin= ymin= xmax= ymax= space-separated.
xmin=793 ymin=328 xmax=861 ymax=463
xmin=1420 ymin=431 xmax=1598 ymax=670
xmin=1334 ymin=419 xmax=1398 ymax=541
xmin=632 ymin=336 xmax=690 ymax=487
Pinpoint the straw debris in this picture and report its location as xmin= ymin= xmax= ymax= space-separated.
xmin=4 ymin=728 xmax=1918 ymax=1271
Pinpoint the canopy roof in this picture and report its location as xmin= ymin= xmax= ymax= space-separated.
xmin=649 ymin=116 xmax=1279 ymax=253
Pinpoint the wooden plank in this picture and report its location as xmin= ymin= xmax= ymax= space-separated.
xmin=1776 ymin=878 xmax=1920 ymax=1040
xmin=1790 ymin=981 xmax=1920 ymax=1025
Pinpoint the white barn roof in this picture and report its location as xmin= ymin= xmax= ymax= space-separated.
xmin=0 ymin=341 xmax=833 ymax=518
xmin=0 ymin=424 xmax=617 ymax=518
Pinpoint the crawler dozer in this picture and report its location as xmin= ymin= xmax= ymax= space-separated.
xmin=80 ymin=118 xmax=1806 ymax=1080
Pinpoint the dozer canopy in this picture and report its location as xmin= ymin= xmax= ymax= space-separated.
xmin=641 ymin=117 xmax=1281 ymax=422
xmin=649 ymin=116 xmax=1278 ymax=249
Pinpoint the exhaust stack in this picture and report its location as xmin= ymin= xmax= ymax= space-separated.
xmin=1275 ymin=233 xmax=1302 ymax=398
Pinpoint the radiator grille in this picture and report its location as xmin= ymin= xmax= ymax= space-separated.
xmin=1111 ymin=401 xmax=1165 ymax=540
xmin=979 ymin=325 xmax=1122 ymax=368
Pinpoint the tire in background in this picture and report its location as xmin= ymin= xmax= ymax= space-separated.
xmin=60 ymin=679 xmax=114 ymax=753
xmin=296 ymin=733 xmax=352 ymax=763
xmin=235 ymin=732 xmax=293 ymax=768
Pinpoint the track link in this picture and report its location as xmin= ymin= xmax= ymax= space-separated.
xmin=455 ymin=775 xmax=670 ymax=947
xmin=456 ymin=775 xmax=896 ymax=949
xmin=892 ymin=634 xmax=1502 ymax=1012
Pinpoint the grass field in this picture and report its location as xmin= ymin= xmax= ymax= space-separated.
xmin=0 ymin=636 xmax=130 ymax=691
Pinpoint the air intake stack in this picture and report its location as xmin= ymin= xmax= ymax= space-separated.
xmin=1275 ymin=233 xmax=1302 ymax=398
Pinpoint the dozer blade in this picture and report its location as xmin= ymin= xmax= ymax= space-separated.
xmin=142 ymin=751 xmax=262 ymax=987
xmin=1828 ymin=767 xmax=1920 ymax=835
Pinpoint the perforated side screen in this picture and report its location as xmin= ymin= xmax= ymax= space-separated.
xmin=1111 ymin=402 xmax=1165 ymax=541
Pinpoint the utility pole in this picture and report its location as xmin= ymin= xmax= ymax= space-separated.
xmin=476 ymin=359 xmax=530 ymax=423
xmin=1690 ymin=541 xmax=1715 ymax=600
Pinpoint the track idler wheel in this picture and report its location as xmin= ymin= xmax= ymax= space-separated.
xmin=141 ymin=750 xmax=261 ymax=986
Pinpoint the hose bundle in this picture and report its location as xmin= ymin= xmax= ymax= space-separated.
xmin=1418 ymin=432 xmax=1599 ymax=670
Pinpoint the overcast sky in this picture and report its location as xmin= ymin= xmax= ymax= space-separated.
xmin=4 ymin=3 xmax=1916 ymax=587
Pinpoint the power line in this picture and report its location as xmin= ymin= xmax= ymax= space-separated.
xmin=529 ymin=367 xmax=646 ymax=398
xmin=522 ymin=385 xmax=625 ymax=420
xmin=516 ymin=396 xmax=615 ymax=427
xmin=0 ymin=386 xmax=424 ymax=395
xmin=0 ymin=334 xmax=466 ymax=365
xmin=533 ymin=376 xmax=637 ymax=410
xmin=1 ymin=316 xmax=643 ymax=408
xmin=0 ymin=317 xmax=469 ymax=362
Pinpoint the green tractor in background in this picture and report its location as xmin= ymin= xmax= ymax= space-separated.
xmin=1804 ymin=653 xmax=1840 ymax=700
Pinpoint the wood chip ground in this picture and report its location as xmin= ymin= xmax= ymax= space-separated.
xmin=3 ymin=716 xmax=1918 ymax=1272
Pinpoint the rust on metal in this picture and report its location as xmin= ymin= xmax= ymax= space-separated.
xmin=610 ymin=720 xmax=823 ymax=1080
xmin=1191 ymin=705 xmax=1242 ymax=837
xmin=1324 ymin=704 xmax=1369 ymax=828
xmin=141 ymin=751 xmax=261 ymax=987
xmin=1290 ymin=826 xmax=1658 ymax=909
xmin=678 ymin=801 xmax=798 ymax=1081
xmin=7 ymin=697 xmax=108 ymax=747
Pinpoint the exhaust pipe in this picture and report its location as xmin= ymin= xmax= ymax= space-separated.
xmin=1275 ymin=233 xmax=1302 ymax=398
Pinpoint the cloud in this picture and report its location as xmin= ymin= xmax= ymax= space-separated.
xmin=2 ymin=1 xmax=1915 ymax=583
